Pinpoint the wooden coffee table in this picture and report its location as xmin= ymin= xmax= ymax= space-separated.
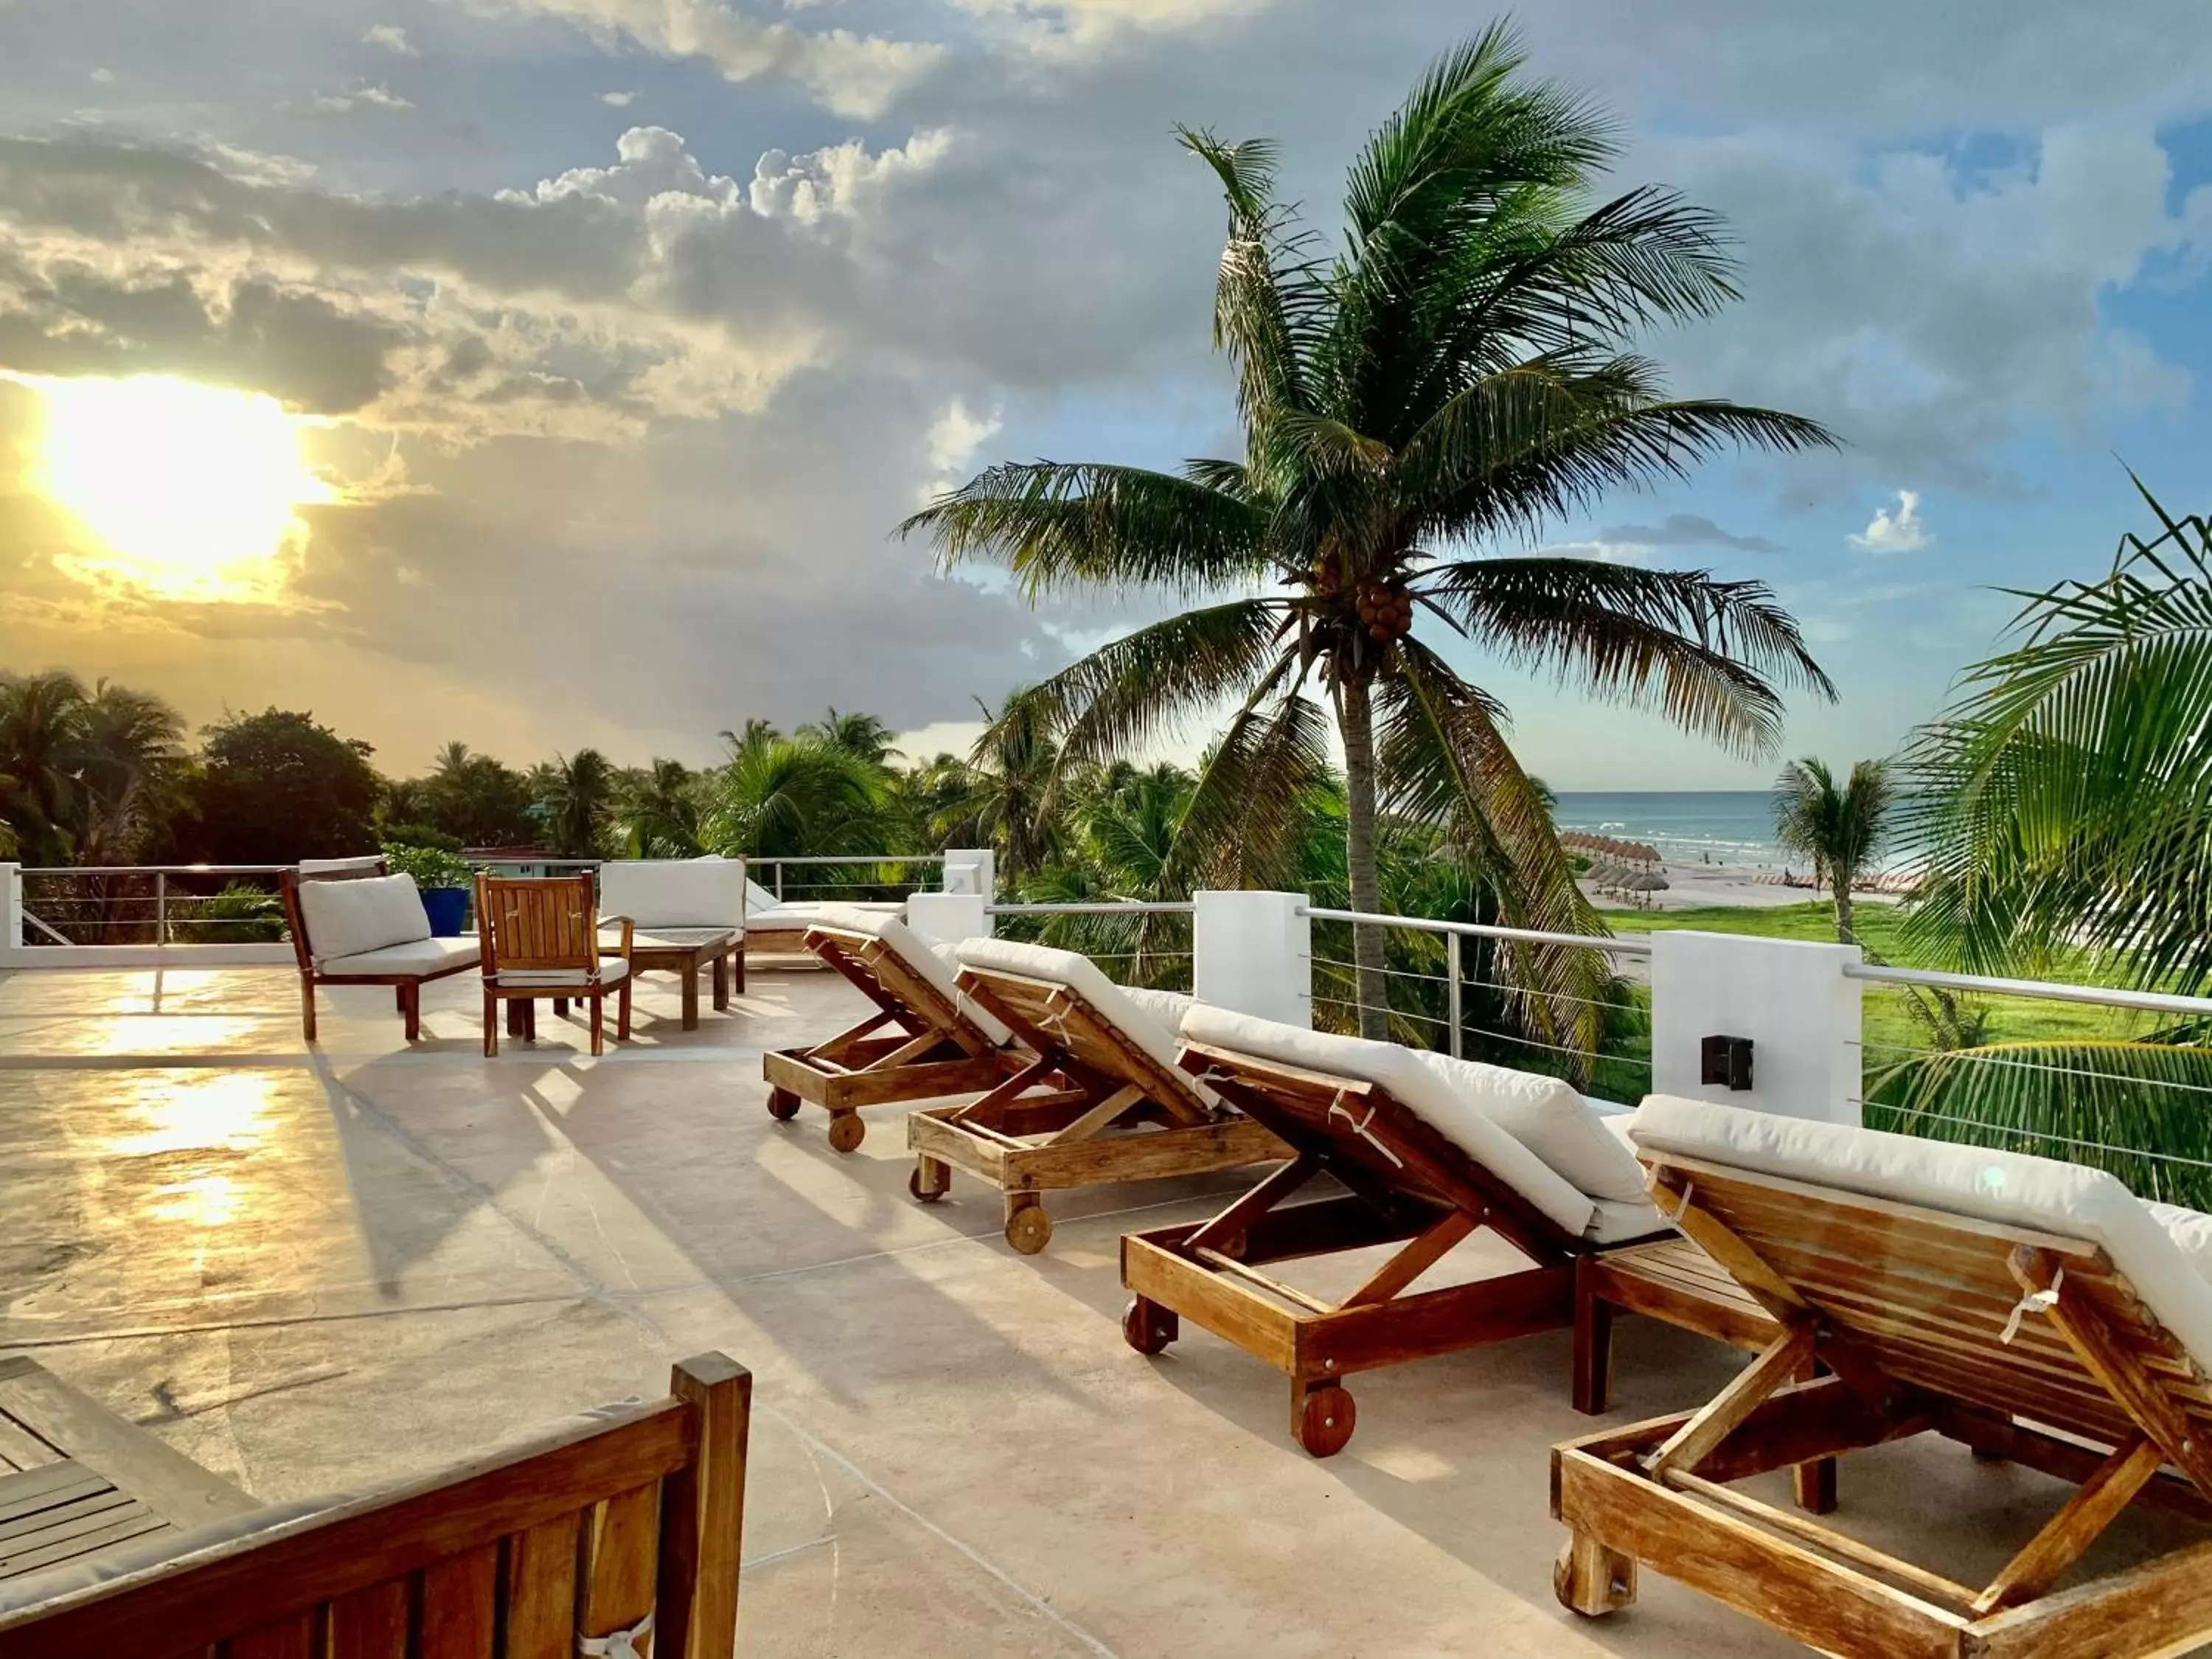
xmin=623 ymin=928 xmax=744 ymax=1029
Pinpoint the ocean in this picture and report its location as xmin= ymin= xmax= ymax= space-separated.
xmin=1551 ymin=791 xmax=1787 ymax=871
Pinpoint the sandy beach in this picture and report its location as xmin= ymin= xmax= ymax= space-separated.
xmin=1580 ymin=859 xmax=1898 ymax=912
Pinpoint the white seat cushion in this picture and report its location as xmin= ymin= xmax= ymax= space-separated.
xmin=319 ymin=936 xmax=480 ymax=978
xmin=299 ymin=874 xmax=432 ymax=965
xmin=1411 ymin=1051 xmax=1651 ymax=1204
xmin=597 ymin=860 xmax=746 ymax=931
xmin=1180 ymin=1005 xmax=1597 ymax=1238
xmin=1628 ymin=1094 xmax=2212 ymax=1375
xmin=496 ymin=959 xmax=632 ymax=988
xmin=1587 ymin=1197 xmax=1672 ymax=1245
xmin=801 ymin=906 xmax=1015 ymax=1047
xmin=953 ymin=937 xmax=1217 ymax=1110
xmin=297 ymin=855 xmax=385 ymax=876
xmin=2140 ymin=1202 xmax=2212 ymax=1285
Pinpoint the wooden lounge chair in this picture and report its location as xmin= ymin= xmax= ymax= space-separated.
xmin=0 ymin=1352 xmax=751 ymax=1659
xmin=0 ymin=1357 xmax=257 ymax=1587
xmin=596 ymin=857 xmax=748 ymax=1028
xmin=1553 ymin=1095 xmax=2212 ymax=1658
xmin=1121 ymin=1006 xmax=1778 ymax=1457
xmin=278 ymin=858 xmax=480 ymax=1043
xmin=742 ymin=877 xmax=900 ymax=961
xmin=476 ymin=873 xmax=633 ymax=1057
xmin=761 ymin=906 xmax=1020 ymax=1154
xmin=907 ymin=939 xmax=1286 ymax=1256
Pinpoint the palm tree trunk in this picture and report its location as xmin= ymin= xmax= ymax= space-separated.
xmin=1338 ymin=673 xmax=1390 ymax=1040
xmin=1833 ymin=878 xmax=1856 ymax=945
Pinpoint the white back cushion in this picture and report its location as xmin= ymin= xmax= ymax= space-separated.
xmin=953 ymin=937 xmax=1217 ymax=1109
xmin=598 ymin=859 xmax=746 ymax=930
xmin=811 ymin=905 xmax=1012 ymax=1047
xmin=744 ymin=877 xmax=782 ymax=915
xmin=298 ymin=855 xmax=384 ymax=876
xmin=1411 ymin=1051 xmax=1649 ymax=1203
xmin=299 ymin=874 xmax=431 ymax=964
xmin=1180 ymin=1004 xmax=1597 ymax=1239
xmin=1629 ymin=1094 xmax=2212 ymax=1375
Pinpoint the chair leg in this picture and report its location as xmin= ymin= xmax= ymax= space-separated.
xmin=729 ymin=948 xmax=745 ymax=995
xmin=618 ymin=977 xmax=633 ymax=1041
xmin=523 ymin=1000 xmax=538 ymax=1040
xmin=590 ymin=992 xmax=605 ymax=1057
xmin=553 ymin=996 xmax=569 ymax=1018
xmin=394 ymin=986 xmax=408 ymax=1013
xmin=1792 ymin=1355 xmax=1838 ymax=1513
xmin=402 ymin=981 xmax=421 ymax=1043
xmin=712 ymin=953 xmax=730 ymax=1010
xmin=681 ymin=964 xmax=700 ymax=1030
xmin=300 ymin=976 xmax=319 ymax=1043
xmin=1573 ymin=1258 xmax=1613 ymax=1416
xmin=483 ymin=989 xmax=498 ymax=1057
xmin=507 ymin=1001 xmax=526 ymax=1038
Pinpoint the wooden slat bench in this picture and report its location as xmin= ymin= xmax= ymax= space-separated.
xmin=0 ymin=1353 xmax=752 ymax=1659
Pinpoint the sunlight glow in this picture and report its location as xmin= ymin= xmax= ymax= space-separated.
xmin=21 ymin=373 xmax=335 ymax=602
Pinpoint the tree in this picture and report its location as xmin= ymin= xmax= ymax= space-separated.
xmin=181 ymin=709 xmax=381 ymax=864
xmin=801 ymin=709 xmax=899 ymax=767
xmin=613 ymin=758 xmax=703 ymax=857
xmin=1772 ymin=757 xmax=1892 ymax=944
xmin=416 ymin=742 xmax=538 ymax=847
xmin=538 ymin=748 xmax=616 ymax=856
xmin=0 ymin=669 xmax=89 ymax=865
xmin=902 ymin=26 xmax=1834 ymax=1039
xmin=0 ymin=670 xmax=184 ymax=865
xmin=1907 ymin=484 xmax=2212 ymax=990
xmin=700 ymin=731 xmax=890 ymax=860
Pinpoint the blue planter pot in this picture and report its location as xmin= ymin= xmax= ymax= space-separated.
xmin=422 ymin=886 xmax=471 ymax=938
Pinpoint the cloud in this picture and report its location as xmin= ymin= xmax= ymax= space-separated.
xmin=483 ymin=0 xmax=943 ymax=119
xmin=1594 ymin=512 xmax=1781 ymax=554
xmin=1849 ymin=490 xmax=1933 ymax=554
xmin=920 ymin=396 xmax=1001 ymax=499
xmin=362 ymin=24 xmax=419 ymax=56
xmin=298 ymin=83 xmax=415 ymax=116
xmin=88 ymin=68 xmax=115 ymax=86
xmin=599 ymin=89 xmax=635 ymax=106
xmin=950 ymin=0 xmax=1273 ymax=59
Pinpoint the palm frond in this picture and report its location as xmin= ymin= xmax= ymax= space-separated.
xmin=1166 ymin=689 xmax=1332 ymax=891
xmin=898 ymin=460 xmax=1270 ymax=599
xmin=1425 ymin=557 xmax=1834 ymax=755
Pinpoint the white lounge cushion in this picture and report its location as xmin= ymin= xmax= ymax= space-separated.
xmin=1121 ymin=985 xmax=1194 ymax=1032
xmin=299 ymin=874 xmax=431 ymax=965
xmin=1587 ymin=1197 xmax=1671 ymax=1245
xmin=496 ymin=959 xmax=632 ymax=988
xmin=598 ymin=859 xmax=746 ymax=931
xmin=1179 ymin=1004 xmax=1597 ymax=1239
xmin=1411 ymin=1051 xmax=1651 ymax=1204
xmin=954 ymin=937 xmax=1218 ymax=1110
xmin=811 ymin=905 xmax=1012 ymax=1047
xmin=746 ymin=901 xmax=902 ymax=933
xmin=2142 ymin=1201 xmax=2212 ymax=1285
xmin=1627 ymin=1094 xmax=2212 ymax=1375
xmin=319 ymin=936 xmax=480 ymax=978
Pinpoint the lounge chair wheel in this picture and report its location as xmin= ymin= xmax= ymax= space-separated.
xmin=826 ymin=1113 xmax=866 ymax=1154
xmin=1554 ymin=1534 xmax=1636 ymax=1616
xmin=1004 ymin=1202 xmax=1053 ymax=1255
xmin=908 ymin=1161 xmax=950 ymax=1203
xmin=1295 ymin=1384 xmax=1356 ymax=1458
xmin=1122 ymin=1298 xmax=1178 ymax=1355
xmin=765 ymin=1088 xmax=801 ymax=1121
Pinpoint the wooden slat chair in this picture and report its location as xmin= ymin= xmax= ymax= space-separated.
xmin=908 ymin=938 xmax=1285 ymax=1256
xmin=1553 ymin=1094 xmax=2212 ymax=1658
xmin=762 ymin=907 xmax=1022 ymax=1155
xmin=278 ymin=858 xmax=479 ymax=1043
xmin=1122 ymin=1006 xmax=1784 ymax=1458
xmin=0 ymin=1353 xmax=751 ymax=1659
xmin=476 ymin=874 xmax=633 ymax=1057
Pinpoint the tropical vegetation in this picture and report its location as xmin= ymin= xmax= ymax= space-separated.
xmin=1771 ymin=756 xmax=1893 ymax=945
xmin=901 ymin=25 xmax=1835 ymax=1038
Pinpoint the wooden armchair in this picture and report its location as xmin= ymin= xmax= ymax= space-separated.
xmin=277 ymin=858 xmax=480 ymax=1043
xmin=476 ymin=874 xmax=633 ymax=1057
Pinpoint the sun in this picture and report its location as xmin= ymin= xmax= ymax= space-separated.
xmin=21 ymin=373 xmax=336 ymax=602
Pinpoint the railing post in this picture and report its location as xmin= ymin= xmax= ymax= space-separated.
xmin=1649 ymin=932 xmax=1863 ymax=1124
xmin=773 ymin=861 xmax=783 ymax=900
xmin=1194 ymin=891 xmax=1311 ymax=1026
xmin=1447 ymin=931 xmax=1463 ymax=1059
xmin=0 ymin=863 xmax=21 ymax=964
xmin=155 ymin=870 xmax=167 ymax=947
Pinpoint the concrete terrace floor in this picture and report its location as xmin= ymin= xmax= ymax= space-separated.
xmin=2 ymin=963 xmax=2205 ymax=1656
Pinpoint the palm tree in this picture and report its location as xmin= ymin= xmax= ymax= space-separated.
xmin=902 ymin=27 xmax=1834 ymax=1039
xmin=540 ymin=749 xmax=616 ymax=857
xmin=801 ymin=709 xmax=899 ymax=768
xmin=71 ymin=681 xmax=186 ymax=864
xmin=613 ymin=758 xmax=703 ymax=858
xmin=0 ymin=669 xmax=89 ymax=865
xmin=956 ymin=691 xmax=1065 ymax=882
xmin=1772 ymin=757 xmax=1893 ymax=945
xmin=700 ymin=731 xmax=890 ymax=863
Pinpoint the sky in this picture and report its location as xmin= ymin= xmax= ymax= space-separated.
xmin=0 ymin=1 xmax=2208 ymax=790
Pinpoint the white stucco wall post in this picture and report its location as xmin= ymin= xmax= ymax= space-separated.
xmin=1193 ymin=890 xmax=1311 ymax=1026
xmin=905 ymin=891 xmax=989 ymax=946
xmin=0 ymin=863 xmax=21 ymax=967
xmin=1649 ymin=931 xmax=1863 ymax=1124
xmin=939 ymin=849 xmax=996 ymax=903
